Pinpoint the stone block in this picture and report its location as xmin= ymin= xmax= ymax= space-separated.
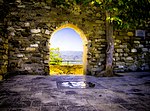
xmin=98 ymin=62 xmax=101 ymax=65
xmin=45 ymin=30 xmax=50 ymax=35
xmin=10 ymin=32 xmax=15 ymax=36
xmin=114 ymin=44 xmax=119 ymax=48
xmin=123 ymin=53 xmax=128 ymax=57
xmin=124 ymin=36 xmax=130 ymax=39
xmin=134 ymin=41 xmax=140 ymax=44
xmin=7 ymin=27 xmax=14 ymax=31
xmin=18 ymin=5 xmax=26 ymax=8
xmin=119 ymin=53 xmax=123 ymax=56
xmin=24 ymin=22 xmax=30 ymax=27
xmin=99 ymin=58 xmax=105 ymax=62
xmin=92 ymin=67 xmax=102 ymax=72
xmin=31 ymin=58 xmax=41 ymax=63
xmin=116 ymin=49 xmax=123 ymax=53
xmin=0 ymin=38 xmax=2 ymax=42
xmin=35 ymin=34 xmax=42 ymax=37
xmin=100 ymin=45 xmax=105 ymax=47
xmin=100 ymin=39 xmax=106 ymax=42
xmin=128 ymin=64 xmax=137 ymax=71
xmin=26 ymin=47 xmax=36 ymax=51
xmin=119 ymin=31 xmax=126 ymax=36
xmin=119 ymin=45 xmax=124 ymax=48
xmin=33 ymin=53 xmax=41 ymax=57
xmin=142 ymin=48 xmax=148 ymax=52
xmin=115 ymin=57 xmax=120 ymax=61
xmin=17 ymin=54 xmax=24 ymax=58
xmin=96 ymin=13 xmax=101 ymax=17
xmin=99 ymin=54 xmax=105 ymax=58
xmin=25 ymin=66 xmax=31 ymax=71
xmin=31 ymin=29 xmax=41 ymax=34
xmin=118 ymin=65 xmax=124 ymax=68
xmin=121 ymin=57 xmax=125 ymax=61
xmin=116 ymin=62 xmax=125 ymax=66
xmin=124 ymin=48 xmax=130 ymax=52
xmin=114 ymin=69 xmax=125 ymax=72
xmin=95 ymin=20 xmax=103 ymax=24
xmin=125 ymin=63 xmax=133 ymax=66
xmin=126 ymin=57 xmax=133 ymax=61
xmin=97 ymin=30 xmax=105 ymax=35
xmin=0 ymin=66 xmax=7 ymax=74
xmin=97 ymin=48 xmax=102 ymax=50
xmin=2 ymin=55 xmax=8 ymax=60
xmin=115 ymin=53 xmax=119 ymax=57
xmin=30 ymin=44 xmax=39 ymax=48
xmin=44 ymin=60 xmax=49 ymax=64
xmin=139 ymin=44 xmax=144 ymax=48
xmin=95 ymin=54 xmax=100 ymax=58
xmin=44 ymin=6 xmax=51 ymax=9
xmin=16 ymin=0 xmax=21 ymax=3
xmin=131 ymin=49 xmax=137 ymax=53
xmin=0 ymin=75 xmax=3 ymax=80
xmin=41 ymin=29 xmax=45 ymax=34
xmin=115 ymin=39 xmax=121 ymax=43
xmin=23 ymin=57 xmax=28 ymax=60
xmin=127 ymin=32 xmax=134 ymax=36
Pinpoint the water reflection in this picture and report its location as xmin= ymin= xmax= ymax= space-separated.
xmin=61 ymin=81 xmax=87 ymax=88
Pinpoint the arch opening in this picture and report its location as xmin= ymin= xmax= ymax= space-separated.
xmin=49 ymin=24 xmax=88 ymax=75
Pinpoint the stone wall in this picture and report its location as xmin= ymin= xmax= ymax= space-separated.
xmin=3 ymin=1 xmax=106 ymax=76
xmin=0 ymin=0 xmax=9 ymax=80
xmin=0 ymin=0 xmax=149 ymax=78
xmin=114 ymin=30 xmax=150 ymax=72
xmin=0 ymin=23 xmax=8 ymax=80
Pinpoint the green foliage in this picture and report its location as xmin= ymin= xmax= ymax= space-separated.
xmin=88 ymin=0 xmax=150 ymax=29
xmin=45 ymin=0 xmax=149 ymax=29
xmin=27 ymin=0 xmax=149 ymax=29
xmin=50 ymin=48 xmax=62 ymax=65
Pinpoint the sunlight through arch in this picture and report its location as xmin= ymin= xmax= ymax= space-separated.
xmin=49 ymin=23 xmax=88 ymax=75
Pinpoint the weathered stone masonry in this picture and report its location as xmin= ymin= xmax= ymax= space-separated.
xmin=0 ymin=1 xmax=106 ymax=77
xmin=113 ymin=30 xmax=150 ymax=72
xmin=0 ymin=1 xmax=150 ymax=79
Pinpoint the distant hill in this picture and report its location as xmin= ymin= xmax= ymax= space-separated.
xmin=60 ymin=51 xmax=83 ymax=64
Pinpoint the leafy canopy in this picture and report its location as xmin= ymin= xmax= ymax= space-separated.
xmin=89 ymin=0 xmax=150 ymax=29
xmin=47 ymin=0 xmax=149 ymax=29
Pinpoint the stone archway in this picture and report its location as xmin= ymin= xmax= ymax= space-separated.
xmin=49 ymin=23 xmax=88 ymax=75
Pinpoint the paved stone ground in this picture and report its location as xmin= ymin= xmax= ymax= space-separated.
xmin=0 ymin=72 xmax=150 ymax=111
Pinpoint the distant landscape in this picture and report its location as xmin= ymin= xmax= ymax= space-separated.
xmin=60 ymin=51 xmax=83 ymax=65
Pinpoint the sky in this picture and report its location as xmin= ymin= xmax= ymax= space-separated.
xmin=50 ymin=28 xmax=83 ymax=51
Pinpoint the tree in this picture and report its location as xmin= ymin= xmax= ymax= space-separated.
xmin=50 ymin=48 xmax=62 ymax=65
xmin=91 ymin=0 xmax=149 ymax=76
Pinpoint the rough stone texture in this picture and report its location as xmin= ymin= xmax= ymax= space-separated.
xmin=0 ymin=1 xmax=149 ymax=76
xmin=2 ymin=1 xmax=106 ymax=76
xmin=0 ymin=0 xmax=8 ymax=80
xmin=114 ymin=30 xmax=150 ymax=72
xmin=0 ymin=72 xmax=150 ymax=111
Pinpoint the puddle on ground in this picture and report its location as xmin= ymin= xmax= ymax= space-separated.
xmin=57 ymin=81 xmax=95 ymax=89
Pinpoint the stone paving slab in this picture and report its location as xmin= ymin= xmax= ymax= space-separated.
xmin=0 ymin=72 xmax=150 ymax=111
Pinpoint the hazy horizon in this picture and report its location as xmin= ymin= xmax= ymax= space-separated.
xmin=60 ymin=50 xmax=83 ymax=52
